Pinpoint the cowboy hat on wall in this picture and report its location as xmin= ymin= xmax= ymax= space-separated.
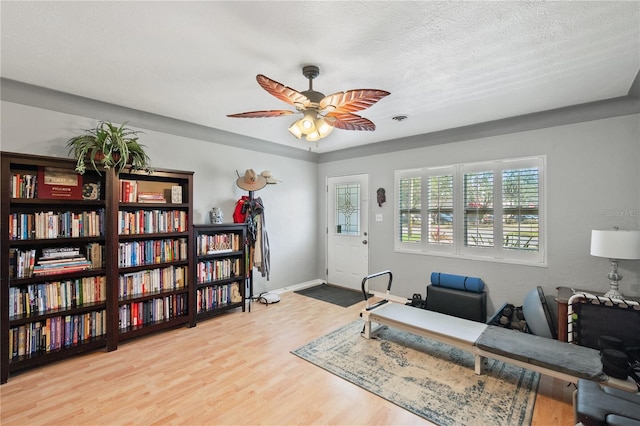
xmin=237 ymin=169 xmax=267 ymax=192
xmin=260 ymin=170 xmax=280 ymax=185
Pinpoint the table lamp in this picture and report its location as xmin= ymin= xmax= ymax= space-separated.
xmin=590 ymin=228 xmax=640 ymax=299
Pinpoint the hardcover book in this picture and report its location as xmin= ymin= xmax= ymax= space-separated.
xmin=37 ymin=167 xmax=82 ymax=200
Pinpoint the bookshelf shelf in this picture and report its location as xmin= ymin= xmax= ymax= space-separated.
xmin=9 ymin=301 xmax=109 ymax=325
xmin=8 ymin=337 xmax=107 ymax=373
xmin=193 ymin=224 xmax=247 ymax=326
xmin=117 ymin=316 xmax=189 ymax=341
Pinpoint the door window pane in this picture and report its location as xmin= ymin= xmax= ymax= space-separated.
xmin=335 ymin=184 xmax=360 ymax=235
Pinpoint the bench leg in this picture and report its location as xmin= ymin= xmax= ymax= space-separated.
xmin=362 ymin=319 xmax=372 ymax=339
xmin=475 ymin=355 xmax=485 ymax=375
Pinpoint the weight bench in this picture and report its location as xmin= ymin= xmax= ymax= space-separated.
xmin=360 ymin=270 xmax=638 ymax=392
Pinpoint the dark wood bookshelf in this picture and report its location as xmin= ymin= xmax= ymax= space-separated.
xmin=109 ymin=166 xmax=194 ymax=345
xmin=1 ymin=152 xmax=110 ymax=384
xmin=192 ymin=224 xmax=247 ymax=326
xmin=1 ymin=151 xmax=194 ymax=384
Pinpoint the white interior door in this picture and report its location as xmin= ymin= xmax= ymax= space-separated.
xmin=327 ymin=174 xmax=369 ymax=291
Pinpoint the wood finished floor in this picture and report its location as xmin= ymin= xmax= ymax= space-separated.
xmin=0 ymin=292 xmax=574 ymax=425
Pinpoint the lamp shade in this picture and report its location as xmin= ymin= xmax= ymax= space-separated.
xmin=590 ymin=229 xmax=640 ymax=260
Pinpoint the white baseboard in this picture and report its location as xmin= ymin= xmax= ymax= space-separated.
xmin=269 ymin=279 xmax=324 ymax=295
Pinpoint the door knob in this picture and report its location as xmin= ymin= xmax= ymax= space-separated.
xmin=362 ymin=240 xmax=368 ymax=245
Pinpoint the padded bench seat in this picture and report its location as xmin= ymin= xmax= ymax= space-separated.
xmin=362 ymin=302 xmax=638 ymax=391
xmin=475 ymin=325 xmax=607 ymax=382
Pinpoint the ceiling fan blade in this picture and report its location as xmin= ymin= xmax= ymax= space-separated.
xmin=319 ymin=89 xmax=390 ymax=114
xmin=326 ymin=112 xmax=377 ymax=131
xmin=257 ymin=74 xmax=311 ymax=109
xmin=227 ymin=110 xmax=296 ymax=118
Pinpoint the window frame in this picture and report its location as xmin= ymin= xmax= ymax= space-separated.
xmin=394 ymin=156 xmax=547 ymax=266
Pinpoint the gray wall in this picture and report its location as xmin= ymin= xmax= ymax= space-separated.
xmin=318 ymin=114 xmax=640 ymax=315
xmin=2 ymin=87 xmax=639 ymax=319
xmin=0 ymin=101 xmax=320 ymax=295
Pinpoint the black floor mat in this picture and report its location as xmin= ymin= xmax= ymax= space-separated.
xmin=294 ymin=284 xmax=365 ymax=307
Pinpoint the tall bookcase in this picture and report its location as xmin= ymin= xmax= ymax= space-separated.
xmin=0 ymin=152 xmax=194 ymax=384
xmin=108 ymin=167 xmax=194 ymax=341
xmin=1 ymin=152 xmax=109 ymax=384
xmin=193 ymin=224 xmax=246 ymax=323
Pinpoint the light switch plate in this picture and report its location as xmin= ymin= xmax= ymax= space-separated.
xmin=376 ymin=213 xmax=383 ymax=222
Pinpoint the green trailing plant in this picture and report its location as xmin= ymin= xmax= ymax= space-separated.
xmin=67 ymin=121 xmax=154 ymax=175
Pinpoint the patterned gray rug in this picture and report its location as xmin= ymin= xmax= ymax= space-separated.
xmin=292 ymin=320 xmax=539 ymax=426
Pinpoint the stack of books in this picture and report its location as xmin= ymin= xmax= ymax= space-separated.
xmin=32 ymin=247 xmax=92 ymax=276
xmin=137 ymin=192 xmax=166 ymax=203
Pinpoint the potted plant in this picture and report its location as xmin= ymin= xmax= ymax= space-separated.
xmin=67 ymin=121 xmax=153 ymax=175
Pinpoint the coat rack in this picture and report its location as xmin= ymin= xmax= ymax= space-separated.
xmin=235 ymin=169 xmax=277 ymax=312
xmin=247 ymin=189 xmax=255 ymax=312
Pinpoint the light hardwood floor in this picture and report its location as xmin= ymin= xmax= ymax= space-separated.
xmin=0 ymin=292 xmax=574 ymax=425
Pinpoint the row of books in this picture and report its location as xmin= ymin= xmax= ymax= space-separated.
xmin=8 ymin=311 xmax=106 ymax=360
xmin=119 ymin=179 xmax=139 ymax=203
xmin=118 ymin=265 xmax=187 ymax=298
xmin=120 ymin=180 xmax=170 ymax=203
xmin=196 ymin=233 xmax=243 ymax=255
xmin=8 ymin=276 xmax=107 ymax=317
xmin=8 ymin=209 xmax=105 ymax=240
xmin=196 ymin=282 xmax=241 ymax=313
xmin=118 ymin=294 xmax=188 ymax=330
xmin=120 ymin=180 xmax=168 ymax=203
xmin=85 ymin=242 xmax=104 ymax=269
xmin=119 ymin=180 xmax=183 ymax=203
xmin=8 ymin=249 xmax=36 ymax=279
xmin=118 ymin=238 xmax=188 ymax=267
xmin=10 ymin=172 xmax=38 ymax=199
xmin=196 ymin=258 xmax=240 ymax=283
xmin=117 ymin=210 xmax=188 ymax=235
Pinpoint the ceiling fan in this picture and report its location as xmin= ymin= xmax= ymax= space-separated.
xmin=227 ymin=65 xmax=390 ymax=142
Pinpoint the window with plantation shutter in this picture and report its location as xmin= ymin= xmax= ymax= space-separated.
xmin=395 ymin=156 xmax=545 ymax=266
xmin=502 ymin=167 xmax=539 ymax=252
xmin=427 ymin=174 xmax=454 ymax=246
xmin=463 ymin=171 xmax=494 ymax=248
xmin=398 ymin=173 xmax=421 ymax=244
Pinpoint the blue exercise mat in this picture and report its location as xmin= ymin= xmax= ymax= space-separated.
xmin=430 ymin=272 xmax=485 ymax=293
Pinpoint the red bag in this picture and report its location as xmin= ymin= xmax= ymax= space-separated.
xmin=233 ymin=196 xmax=250 ymax=223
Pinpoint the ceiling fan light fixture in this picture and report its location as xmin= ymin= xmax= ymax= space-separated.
xmin=305 ymin=131 xmax=321 ymax=142
xmin=300 ymin=110 xmax=317 ymax=132
xmin=288 ymin=121 xmax=303 ymax=139
xmin=316 ymin=117 xmax=334 ymax=138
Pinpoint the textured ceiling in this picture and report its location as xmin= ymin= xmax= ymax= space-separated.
xmin=1 ymin=1 xmax=639 ymax=153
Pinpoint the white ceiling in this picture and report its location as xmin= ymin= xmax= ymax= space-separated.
xmin=1 ymin=1 xmax=639 ymax=154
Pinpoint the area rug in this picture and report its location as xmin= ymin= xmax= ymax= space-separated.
xmin=291 ymin=320 xmax=539 ymax=426
xmin=294 ymin=283 xmax=365 ymax=307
